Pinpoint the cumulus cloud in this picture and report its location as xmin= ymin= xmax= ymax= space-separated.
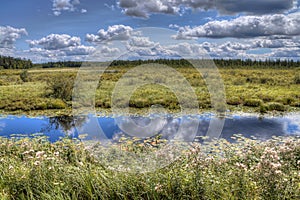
xmin=126 ymin=44 xmax=176 ymax=58
xmin=127 ymin=37 xmax=300 ymax=60
xmin=27 ymin=33 xmax=95 ymax=59
xmin=165 ymin=43 xmax=207 ymax=57
xmin=100 ymin=46 xmax=121 ymax=57
xmin=174 ymin=13 xmax=300 ymax=39
xmin=271 ymin=47 xmax=300 ymax=58
xmin=52 ymin=0 xmax=81 ymax=16
xmin=28 ymin=34 xmax=81 ymax=50
xmin=81 ymin=9 xmax=87 ymax=13
xmin=63 ymin=45 xmax=95 ymax=56
xmin=28 ymin=45 xmax=95 ymax=57
xmin=128 ymin=36 xmax=158 ymax=47
xmin=252 ymin=37 xmax=300 ymax=48
xmin=0 ymin=26 xmax=28 ymax=48
xmin=86 ymin=25 xmax=135 ymax=43
xmin=118 ymin=0 xmax=296 ymax=18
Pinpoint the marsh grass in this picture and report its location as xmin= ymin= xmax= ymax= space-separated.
xmin=0 ymin=135 xmax=299 ymax=199
xmin=0 ymin=67 xmax=299 ymax=114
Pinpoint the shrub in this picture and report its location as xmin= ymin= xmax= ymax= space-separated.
xmin=47 ymin=99 xmax=66 ymax=109
xmin=95 ymin=99 xmax=111 ymax=108
xmin=20 ymin=70 xmax=29 ymax=82
xmin=258 ymin=94 xmax=274 ymax=102
xmin=232 ymin=78 xmax=246 ymax=85
xmin=291 ymin=102 xmax=300 ymax=107
xmin=243 ymin=99 xmax=263 ymax=107
xmin=266 ymin=102 xmax=286 ymax=111
xmin=294 ymin=73 xmax=300 ymax=84
xmin=259 ymin=104 xmax=268 ymax=113
xmin=46 ymin=74 xmax=74 ymax=102
xmin=281 ymin=97 xmax=295 ymax=105
xmin=227 ymin=97 xmax=243 ymax=105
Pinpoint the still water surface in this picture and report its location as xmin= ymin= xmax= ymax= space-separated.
xmin=0 ymin=113 xmax=299 ymax=142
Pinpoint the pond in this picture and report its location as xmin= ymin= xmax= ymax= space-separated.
xmin=0 ymin=113 xmax=299 ymax=143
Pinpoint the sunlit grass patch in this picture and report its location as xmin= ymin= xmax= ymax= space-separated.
xmin=0 ymin=135 xmax=299 ymax=199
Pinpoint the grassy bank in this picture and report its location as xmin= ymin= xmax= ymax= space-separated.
xmin=0 ymin=66 xmax=299 ymax=115
xmin=0 ymin=135 xmax=299 ymax=199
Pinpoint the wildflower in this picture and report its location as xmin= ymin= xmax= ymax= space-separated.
xmin=8 ymin=165 xmax=13 ymax=170
xmin=23 ymin=149 xmax=34 ymax=155
xmin=36 ymin=151 xmax=45 ymax=158
xmin=274 ymin=170 xmax=282 ymax=175
xmin=270 ymin=162 xmax=281 ymax=169
xmin=54 ymin=151 xmax=60 ymax=156
xmin=46 ymin=157 xmax=55 ymax=161
xmin=34 ymin=161 xmax=40 ymax=166
xmin=155 ymin=184 xmax=163 ymax=192
xmin=235 ymin=162 xmax=247 ymax=170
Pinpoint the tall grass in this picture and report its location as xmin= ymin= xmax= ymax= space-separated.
xmin=0 ymin=67 xmax=300 ymax=114
xmin=0 ymin=135 xmax=299 ymax=199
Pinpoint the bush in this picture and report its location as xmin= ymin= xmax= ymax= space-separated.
xmin=227 ymin=97 xmax=243 ymax=105
xmin=294 ymin=73 xmax=300 ymax=84
xmin=243 ymin=99 xmax=263 ymax=107
xmin=232 ymin=78 xmax=246 ymax=85
xmin=291 ymin=102 xmax=300 ymax=107
xmin=266 ymin=102 xmax=286 ymax=111
xmin=20 ymin=70 xmax=29 ymax=82
xmin=47 ymin=99 xmax=66 ymax=109
xmin=46 ymin=74 xmax=74 ymax=102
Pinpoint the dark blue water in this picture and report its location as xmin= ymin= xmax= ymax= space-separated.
xmin=0 ymin=113 xmax=299 ymax=142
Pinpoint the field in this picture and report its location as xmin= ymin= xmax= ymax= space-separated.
xmin=0 ymin=66 xmax=299 ymax=115
xmin=0 ymin=135 xmax=299 ymax=199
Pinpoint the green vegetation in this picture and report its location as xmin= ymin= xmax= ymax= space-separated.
xmin=0 ymin=135 xmax=299 ymax=199
xmin=0 ymin=55 xmax=33 ymax=69
xmin=0 ymin=57 xmax=299 ymax=115
xmin=45 ymin=74 xmax=75 ymax=102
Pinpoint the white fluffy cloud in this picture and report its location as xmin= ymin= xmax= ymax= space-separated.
xmin=128 ymin=36 xmax=158 ymax=47
xmin=52 ymin=0 xmax=81 ymax=16
xmin=124 ymin=35 xmax=300 ymax=60
xmin=86 ymin=25 xmax=135 ymax=43
xmin=28 ymin=34 xmax=81 ymax=50
xmin=252 ymin=36 xmax=300 ymax=48
xmin=100 ymin=46 xmax=121 ymax=57
xmin=118 ymin=0 xmax=296 ymax=18
xmin=0 ymin=26 xmax=27 ymax=48
xmin=271 ymin=47 xmax=300 ymax=58
xmin=174 ymin=13 xmax=300 ymax=39
xmin=27 ymin=34 xmax=95 ymax=59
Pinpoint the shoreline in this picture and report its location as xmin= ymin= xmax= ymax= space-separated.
xmin=0 ymin=106 xmax=299 ymax=118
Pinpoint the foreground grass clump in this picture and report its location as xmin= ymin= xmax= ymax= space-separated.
xmin=0 ymin=135 xmax=299 ymax=199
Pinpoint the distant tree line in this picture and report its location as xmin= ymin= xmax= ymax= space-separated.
xmin=0 ymin=55 xmax=33 ymax=69
xmin=34 ymin=61 xmax=83 ymax=68
xmin=110 ymin=58 xmax=300 ymax=69
xmin=1 ymin=54 xmax=300 ymax=69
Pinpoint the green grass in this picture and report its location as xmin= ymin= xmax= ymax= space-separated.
xmin=0 ymin=67 xmax=299 ymax=115
xmin=0 ymin=135 xmax=299 ymax=199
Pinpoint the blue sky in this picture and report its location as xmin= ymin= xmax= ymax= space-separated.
xmin=0 ymin=0 xmax=299 ymax=62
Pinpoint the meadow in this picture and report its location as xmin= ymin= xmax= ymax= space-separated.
xmin=0 ymin=135 xmax=299 ymax=199
xmin=0 ymin=65 xmax=299 ymax=115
